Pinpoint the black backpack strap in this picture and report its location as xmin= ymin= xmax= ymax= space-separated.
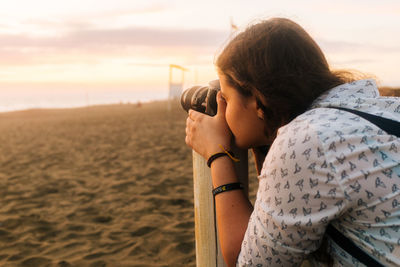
xmin=325 ymin=107 xmax=400 ymax=267
xmin=332 ymin=107 xmax=400 ymax=137
xmin=325 ymin=225 xmax=385 ymax=267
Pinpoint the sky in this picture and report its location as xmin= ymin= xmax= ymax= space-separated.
xmin=0 ymin=0 xmax=399 ymax=110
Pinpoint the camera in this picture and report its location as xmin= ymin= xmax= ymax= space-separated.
xmin=180 ymin=80 xmax=220 ymax=116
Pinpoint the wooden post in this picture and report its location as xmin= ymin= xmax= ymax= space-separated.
xmin=193 ymin=151 xmax=217 ymax=267
xmin=193 ymin=148 xmax=248 ymax=267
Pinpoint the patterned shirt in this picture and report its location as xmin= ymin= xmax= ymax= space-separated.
xmin=237 ymin=80 xmax=400 ymax=266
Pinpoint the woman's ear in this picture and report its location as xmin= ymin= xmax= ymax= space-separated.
xmin=249 ymin=94 xmax=265 ymax=120
xmin=257 ymin=107 xmax=264 ymax=120
xmin=252 ymin=94 xmax=266 ymax=121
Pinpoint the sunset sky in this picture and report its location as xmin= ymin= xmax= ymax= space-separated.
xmin=0 ymin=0 xmax=399 ymax=110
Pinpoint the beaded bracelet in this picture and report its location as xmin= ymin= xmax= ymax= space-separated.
xmin=212 ymin=182 xmax=244 ymax=196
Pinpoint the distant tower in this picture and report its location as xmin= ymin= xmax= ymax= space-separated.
xmin=168 ymin=64 xmax=188 ymax=110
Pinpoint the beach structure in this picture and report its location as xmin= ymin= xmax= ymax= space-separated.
xmin=192 ymin=148 xmax=248 ymax=267
xmin=168 ymin=64 xmax=188 ymax=111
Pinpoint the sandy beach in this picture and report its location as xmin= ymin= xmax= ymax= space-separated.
xmin=0 ymin=100 xmax=258 ymax=267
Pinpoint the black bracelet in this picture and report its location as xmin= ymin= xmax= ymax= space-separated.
xmin=212 ymin=182 xmax=244 ymax=197
xmin=207 ymin=151 xmax=235 ymax=168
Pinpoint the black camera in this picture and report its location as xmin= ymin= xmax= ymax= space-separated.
xmin=180 ymin=80 xmax=220 ymax=116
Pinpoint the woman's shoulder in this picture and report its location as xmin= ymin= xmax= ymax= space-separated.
xmin=274 ymin=107 xmax=351 ymax=148
xmin=259 ymin=108 xmax=332 ymax=177
xmin=260 ymin=106 xmax=381 ymax=177
xmin=311 ymin=79 xmax=400 ymax=122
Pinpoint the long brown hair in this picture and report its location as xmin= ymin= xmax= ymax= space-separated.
xmin=216 ymin=18 xmax=354 ymax=142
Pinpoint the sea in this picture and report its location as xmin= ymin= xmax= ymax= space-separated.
xmin=0 ymin=89 xmax=170 ymax=113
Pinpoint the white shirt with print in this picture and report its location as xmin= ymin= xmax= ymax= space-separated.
xmin=237 ymin=80 xmax=400 ymax=267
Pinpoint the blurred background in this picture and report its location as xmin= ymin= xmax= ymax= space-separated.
xmin=0 ymin=0 xmax=399 ymax=112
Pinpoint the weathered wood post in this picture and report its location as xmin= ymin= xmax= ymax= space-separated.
xmin=192 ymin=147 xmax=248 ymax=267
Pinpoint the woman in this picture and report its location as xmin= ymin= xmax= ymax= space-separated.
xmin=185 ymin=18 xmax=400 ymax=266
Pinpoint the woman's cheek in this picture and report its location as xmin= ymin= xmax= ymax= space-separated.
xmin=224 ymin=106 xmax=232 ymax=129
xmin=225 ymin=107 xmax=237 ymax=136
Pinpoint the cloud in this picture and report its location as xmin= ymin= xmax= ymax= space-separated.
xmin=330 ymin=58 xmax=377 ymax=65
xmin=0 ymin=26 xmax=229 ymax=48
xmin=22 ymin=18 xmax=94 ymax=32
xmin=0 ymin=26 xmax=229 ymax=66
xmin=318 ymin=39 xmax=400 ymax=54
xmin=318 ymin=40 xmax=364 ymax=53
xmin=67 ymin=27 xmax=229 ymax=47
xmin=2 ymin=25 xmax=396 ymax=68
xmin=311 ymin=1 xmax=400 ymax=16
xmin=3 ymin=26 xmax=398 ymax=55
xmin=20 ymin=3 xmax=170 ymax=31
xmin=93 ymin=4 xmax=170 ymax=18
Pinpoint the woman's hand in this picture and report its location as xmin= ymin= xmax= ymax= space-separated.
xmin=185 ymin=92 xmax=232 ymax=159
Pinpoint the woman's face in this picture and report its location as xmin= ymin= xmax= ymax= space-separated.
xmin=219 ymin=74 xmax=269 ymax=149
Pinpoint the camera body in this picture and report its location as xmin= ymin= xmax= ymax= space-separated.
xmin=180 ymin=80 xmax=220 ymax=116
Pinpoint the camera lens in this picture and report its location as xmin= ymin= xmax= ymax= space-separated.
xmin=180 ymin=85 xmax=200 ymax=112
xmin=180 ymin=80 xmax=220 ymax=116
xmin=181 ymin=86 xmax=209 ymax=113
